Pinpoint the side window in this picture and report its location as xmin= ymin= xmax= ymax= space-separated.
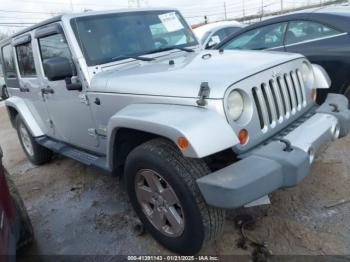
xmin=224 ymin=23 xmax=287 ymax=50
xmin=1 ymin=44 xmax=17 ymax=79
xmin=207 ymin=28 xmax=228 ymax=47
xmin=38 ymin=34 xmax=75 ymax=77
xmin=15 ymin=42 xmax=36 ymax=77
xmin=225 ymin=27 xmax=240 ymax=36
xmin=212 ymin=28 xmax=230 ymax=42
xmin=285 ymin=20 xmax=342 ymax=45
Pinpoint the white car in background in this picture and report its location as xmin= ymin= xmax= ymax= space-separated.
xmin=194 ymin=20 xmax=243 ymax=49
xmin=0 ymin=66 xmax=6 ymax=101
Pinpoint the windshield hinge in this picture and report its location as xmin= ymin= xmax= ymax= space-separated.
xmin=196 ymin=82 xmax=210 ymax=106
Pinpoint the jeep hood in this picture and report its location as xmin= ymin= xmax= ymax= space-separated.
xmin=89 ymin=50 xmax=303 ymax=99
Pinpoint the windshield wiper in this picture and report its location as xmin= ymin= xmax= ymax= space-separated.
xmin=147 ymin=46 xmax=195 ymax=54
xmin=109 ymin=55 xmax=155 ymax=62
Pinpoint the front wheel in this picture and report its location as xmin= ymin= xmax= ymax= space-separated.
xmin=125 ymin=138 xmax=225 ymax=255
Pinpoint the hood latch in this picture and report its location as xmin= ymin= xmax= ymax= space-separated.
xmin=196 ymin=82 xmax=210 ymax=106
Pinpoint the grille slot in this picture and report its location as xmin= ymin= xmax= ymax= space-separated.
xmin=252 ymin=69 xmax=307 ymax=132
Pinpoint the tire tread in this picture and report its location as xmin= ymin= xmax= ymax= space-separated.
xmin=139 ymin=138 xmax=225 ymax=246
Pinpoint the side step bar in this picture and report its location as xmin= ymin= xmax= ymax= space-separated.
xmin=36 ymin=136 xmax=111 ymax=173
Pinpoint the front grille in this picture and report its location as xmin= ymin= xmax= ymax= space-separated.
xmin=252 ymin=69 xmax=307 ymax=132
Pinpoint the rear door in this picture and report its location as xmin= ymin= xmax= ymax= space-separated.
xmin=13 ymin=34 xmax=52 ymax=136
xmin=285 ymin=20 xmax=350 ymax=93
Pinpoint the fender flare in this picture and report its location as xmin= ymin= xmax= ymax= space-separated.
xmin=5 ymin=96 xmax=44 ymax=137
xmin=107 ymin=104 xmax=239 ymax=169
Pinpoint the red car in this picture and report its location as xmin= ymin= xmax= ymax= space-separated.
xmin=0 ymin=146 xmax=33 ymax=257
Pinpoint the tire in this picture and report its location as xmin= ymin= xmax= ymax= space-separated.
xmin=16 ymin=115 xmax=52 ymax=165
xmin=125 ymin=138 xmax=225 ymax=255
xmin=4 ymin=169 xmax=34 ymax=249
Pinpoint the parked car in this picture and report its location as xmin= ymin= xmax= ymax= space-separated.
xmin=194 ymin=21 xmax=243 ymax=49
xmin=216 ymin=6 xmax=350 ymax=103
xmin=1 ymin=8 xmax=350 ymax=255
xmin=0 ymin=146 xmax=33 ymax=257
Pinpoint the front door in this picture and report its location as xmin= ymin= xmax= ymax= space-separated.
xmin=36 ymin=31 xmax=98 ymax=151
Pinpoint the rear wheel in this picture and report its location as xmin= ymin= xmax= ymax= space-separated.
xmin=16 ymin=115 xmax=52 ymax=165
xmin=125 ymin=138 xmax=225 ymax=255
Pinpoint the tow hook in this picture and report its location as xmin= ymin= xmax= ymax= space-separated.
xmin=279 ymin=138 xmax=293 ymax=152
xmin=134 ymin=222 xmax=146 ymax=236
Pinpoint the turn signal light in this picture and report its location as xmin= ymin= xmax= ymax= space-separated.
xmin=238 ymin=129 xmax=248 ymax=145
xmin=177 ymin=137 xmax=189 ymax=149
xmin=311 ymin=89 xmax=317 ymax=101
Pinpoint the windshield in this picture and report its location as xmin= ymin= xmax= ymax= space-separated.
xmin=71 ymin=10 xmax=198 ymax=66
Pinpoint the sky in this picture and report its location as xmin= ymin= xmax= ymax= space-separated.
xmin=0 ymin=0 xmax=341 ymax=34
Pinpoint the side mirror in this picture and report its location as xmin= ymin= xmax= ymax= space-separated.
xmin=42 ymin=57 xmax=82 ymax=91
xmin=43 ymin=57 xmax=73 ymax=81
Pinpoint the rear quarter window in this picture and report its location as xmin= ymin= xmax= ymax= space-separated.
xmin=15 ymin=42 xmax=37 ymax=77
xmin=285 ymin=20 xmax=343 ymax=45
xmin=1 ymin=44 xmax=17 ymax=79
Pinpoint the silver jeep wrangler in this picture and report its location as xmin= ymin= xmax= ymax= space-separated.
xmin=1 ymin=8 xmax=350 ymax=254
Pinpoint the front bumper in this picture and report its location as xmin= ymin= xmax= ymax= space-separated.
xmin=197 ymin=94 xmax=350 ymax=209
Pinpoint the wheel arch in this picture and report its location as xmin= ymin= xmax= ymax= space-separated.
xmin=5 ymin=96 xmax=44 ymax=137
xmin=111 ymin=127 xmax=167 ymax=175
xmin=106 ymin=103 xmax=238 ymax=173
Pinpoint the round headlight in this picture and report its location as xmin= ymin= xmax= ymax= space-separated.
xmin=301 ymin=62 xmax=314 ymax=89
xmin=227 ymin=90 xmax=244 ymax=121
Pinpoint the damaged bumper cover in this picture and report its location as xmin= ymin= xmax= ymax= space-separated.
xmin=197 ymin=94 xmax=350 ymax=209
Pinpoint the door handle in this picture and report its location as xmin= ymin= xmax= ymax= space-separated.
xmin=41 ymin=87 xmax=54 ymax=94
xmin=20 ymin=87 xmax=30 ymax=92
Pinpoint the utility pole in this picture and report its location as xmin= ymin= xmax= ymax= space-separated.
xmin=260 ymin=0 xmax=264 ymax=21
xmin=136 ymin=0 xmax=140 ymax=8
xmin=70 ymin=0 xmax=74 ymax=12
xmin=242 ymin=0 xmax=245 ymax=17
xmin=281 ymin=0 xmax=283 ymax=11
xmin=224 ymin=2 xmax=227 ymax=20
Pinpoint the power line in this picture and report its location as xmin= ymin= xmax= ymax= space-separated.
xmin=0 ymin=9 xmax=60 ymax=15
xmin=11 ymin=0 xmax=129 ymax=8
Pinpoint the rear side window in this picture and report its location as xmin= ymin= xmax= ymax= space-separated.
xmin=15 ymin=42 xmax=37 ymax=77
xmin=1 ymin=44 xmax=17 ymax=79
xmin=285 ymin=20 xmax=342 ymax=45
